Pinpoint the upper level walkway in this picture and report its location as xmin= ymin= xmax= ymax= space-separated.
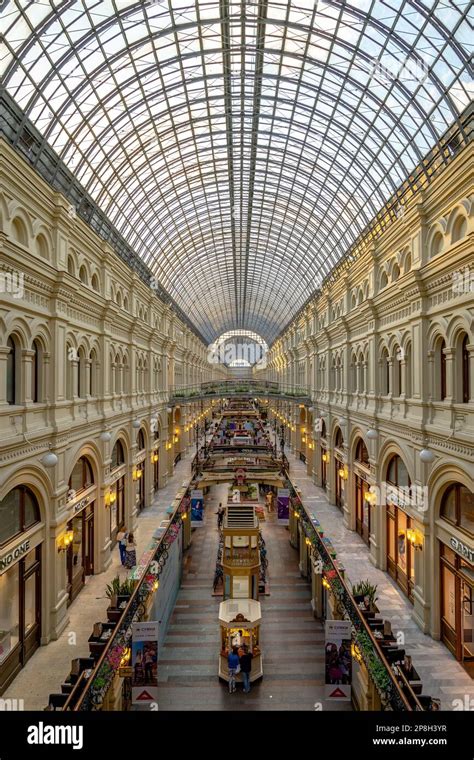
xmin=170 ymin=380 xmax=312 ymax=405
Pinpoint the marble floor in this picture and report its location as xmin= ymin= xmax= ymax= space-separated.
xmin=157 ymin=481 xmax=351 ymax=711
xmin=287 ymin=451 xmax=474 ymax=710
xmin=3 ymin=433 xmax=471 ymax=712
xmin=2 ymin=445 xmax=199 ymax=711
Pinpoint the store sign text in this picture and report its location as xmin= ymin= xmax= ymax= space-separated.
xmin=450 ymin=537 xmax=474 ymax=564
xmin=74 ymin=497 xmax=90 ymax=513
xmin=0 ymin=540 xmax=30 ymax=572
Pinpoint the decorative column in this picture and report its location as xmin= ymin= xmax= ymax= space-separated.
xmin=0 ymin=345 xmax=11 ymax=404
xmin=22 ymin=348 xmax=35 ymax=404
xmin=443 ymin=347 xmax=455 ymax=402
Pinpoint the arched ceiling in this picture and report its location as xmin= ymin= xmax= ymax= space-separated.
xmin=1 ymin=0 xmax=472 ymax=344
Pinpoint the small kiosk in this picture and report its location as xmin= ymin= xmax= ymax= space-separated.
xmin=222 ymin=505 xmax=260 ymax=599
xmin=218 ymin=600 xmax=263 ymax=683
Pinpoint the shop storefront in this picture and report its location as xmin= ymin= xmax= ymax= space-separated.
xmin=66 ymin=457 xmax=96 ymax=604
xmin=109 ymin=440 xmax=126 ymax=545
xmin=152 ymin=440 xmax=159 ymax=493
xmin=334 ymin=428 xmax=344 ymax=509
xmin=354 ymin=439 xmax=370 ymax=544
xmin=355 ymin=475 xmax=370 ymax=544
xmin=439 ymin=483 xmax=474 ymax=667
xmin=385 ymin=455 xmax=415 ymax=603
xmin=318 ymin=420 xmax=328 ymax=489
xmin=0 ymin=486 xmax=42 ymax=695
xmin=135 ymin=430 xmax=146 ymax=513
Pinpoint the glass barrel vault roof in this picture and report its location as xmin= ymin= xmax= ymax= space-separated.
xmin=1 ymin=0 xmax=473 ymax=344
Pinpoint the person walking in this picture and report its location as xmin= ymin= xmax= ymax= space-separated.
xmin=239 ymin=645 xmax=253 ymax=693
xmin=217 ymin=503 xmax=225 ymax=529
xmin=116 ymin=528 xmax=128 ymax=565
xmin=124 ymin=531 xmax=137 ymax=569
xmin=228 ymin=646 xmax=240 ymax=694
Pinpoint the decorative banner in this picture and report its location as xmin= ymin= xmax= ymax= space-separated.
xmin=277 ymin=488 xmax=290 ymax=525
xmin=131 ymin=621 xmax=159 ymax=705
xmin=325 ymin=620 xmax=352 ymax=700
xmin=190 ymin=489 xmax=204 ymax=526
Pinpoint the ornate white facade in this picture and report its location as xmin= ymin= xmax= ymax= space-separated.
xmin=259 ymin=145 xmax=474 ymax=655
xmin=0 ymin=140 xmax=225 ymax=657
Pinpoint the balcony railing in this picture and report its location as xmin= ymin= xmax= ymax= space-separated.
xmin=68 ymin=493 xmax=189 ymax=711
xmin=283 ymin=473 xmax=425 ymax=712
xmin=170 ymin=380 xmax=311 ymax=403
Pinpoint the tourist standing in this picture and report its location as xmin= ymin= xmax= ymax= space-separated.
xmin=228 ymin=646 xmax=240 ymax=694
xmin=124 ymin=531 xmax=137 ymax=569
xmin=239 ymin=645 xmax=253 ymax=693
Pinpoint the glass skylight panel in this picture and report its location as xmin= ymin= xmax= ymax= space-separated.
xmin=2 ymin=0 xmax=471 ymax=343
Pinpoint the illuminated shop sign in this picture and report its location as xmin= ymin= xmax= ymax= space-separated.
xmin=450 ymin=537 xmax=474 ymax=564
xmin=0 ymin=539 xmax=30 ymax=573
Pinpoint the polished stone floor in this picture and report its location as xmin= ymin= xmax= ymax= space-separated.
xmin=288 ymin=453 xmax=474 ymax=710
xmin=2 ymin=446 xmax=199 ymax=710
xmin=3 ymin=435 xmax=472 ymax=711
xmin=157 ymin=481 xmax=351 ymax=711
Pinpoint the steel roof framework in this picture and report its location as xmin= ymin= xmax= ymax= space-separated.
xmin=1 ymin=0 xmax=472 ymax=344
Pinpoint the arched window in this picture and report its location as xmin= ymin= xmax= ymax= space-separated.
xmin=431 ymin=231 xmax=444 ymax=258
xmin=32 ymin=339 xmax=40 ymax=402
xmin=77 ymin=347 xmax=85 ymax=398
xmin=111 ymin=440 xmax=125 ymax=469
xmin=11 ymin=217 xmax=28 ymax=246
xmin=355 ymin=438 xmax=369 ymax=465
xmin=439 ymin=339 xmax=447 ymax=400
xmin=379 ymin=271 xmax=388 ymax=290
xmin=380 ymin=347 xmax=390 ymax=395
xmin=79 ymin=265 xmax=88 ymax=285
xmin=441 ymin=484 xmax=474 ymax=537
xmin=137 ymin=429 xmax=146 ymax=451
xmin=68 ymin=456 xmax=94 ymax=492
xmin=394 ymin=346 xmax=402 ymax=396
xmin=351 ymin=353 xmax=357 ymax=392
xmin=461 ymin=334 xmax=470 ymax=404
xmin=89 ymin=349 xmax=97 ymax=396
xmin=0 ymin=486 xmax=40 ymax=546
xmin=6 ymin=336 xmax=17 ymax=405
xmin=320 ymin=419 xmax=326 ymax=439
xmin=404 ymin=254 xmax=412 ymax=274
xmin=36 ymin=233 xmax=49 ymax=259
xmin=392 ymin=264 xmax=400 ymax=282
xmin=114 ymin=353 xmax=121 ymax=394
xmin=66 ymin=343 xmax=74 ymax=399
xmin=334 ymin=427 xmax=343 ymax=449
xmin=91 ymin=273 xmax=100 ymax=292
xmin=386 ymin=455 xmax=410 ymax=488
xmin=67 ymin=256 xmax=75 ymax=276
xmin=451 ymin=215 xmax=467 ymax=244
xmin=404 ymin=342 xmax=412 ymax=398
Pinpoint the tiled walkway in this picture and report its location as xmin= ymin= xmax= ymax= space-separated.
xmin=288 ymin=452 xmax=474 ymax=710
xmin=6 ymin=434 xmax=471 ymax=712
xmin=3 ymin=447 xmax=197 ymax=711
xmin=157 ymin=481 xmax=351 ymax=711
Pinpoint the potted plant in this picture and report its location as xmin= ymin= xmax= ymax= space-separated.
xmin=352 ymin=579 xmax=379 ymax=612
xmin=105 ymin=576 xmax=121 ymax=609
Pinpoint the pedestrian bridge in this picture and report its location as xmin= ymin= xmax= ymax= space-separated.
xmin=169 ymin=380 xmax=312 ymax=405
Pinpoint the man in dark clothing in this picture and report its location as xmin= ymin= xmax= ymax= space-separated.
xmin=217 ymin=503 xmax=225 ymax=529
xmin=239 ymin=646 xmax=253 ymax=693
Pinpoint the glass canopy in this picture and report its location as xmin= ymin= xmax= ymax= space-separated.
xmin=1 ymin=0 xmax=472 ymax=343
